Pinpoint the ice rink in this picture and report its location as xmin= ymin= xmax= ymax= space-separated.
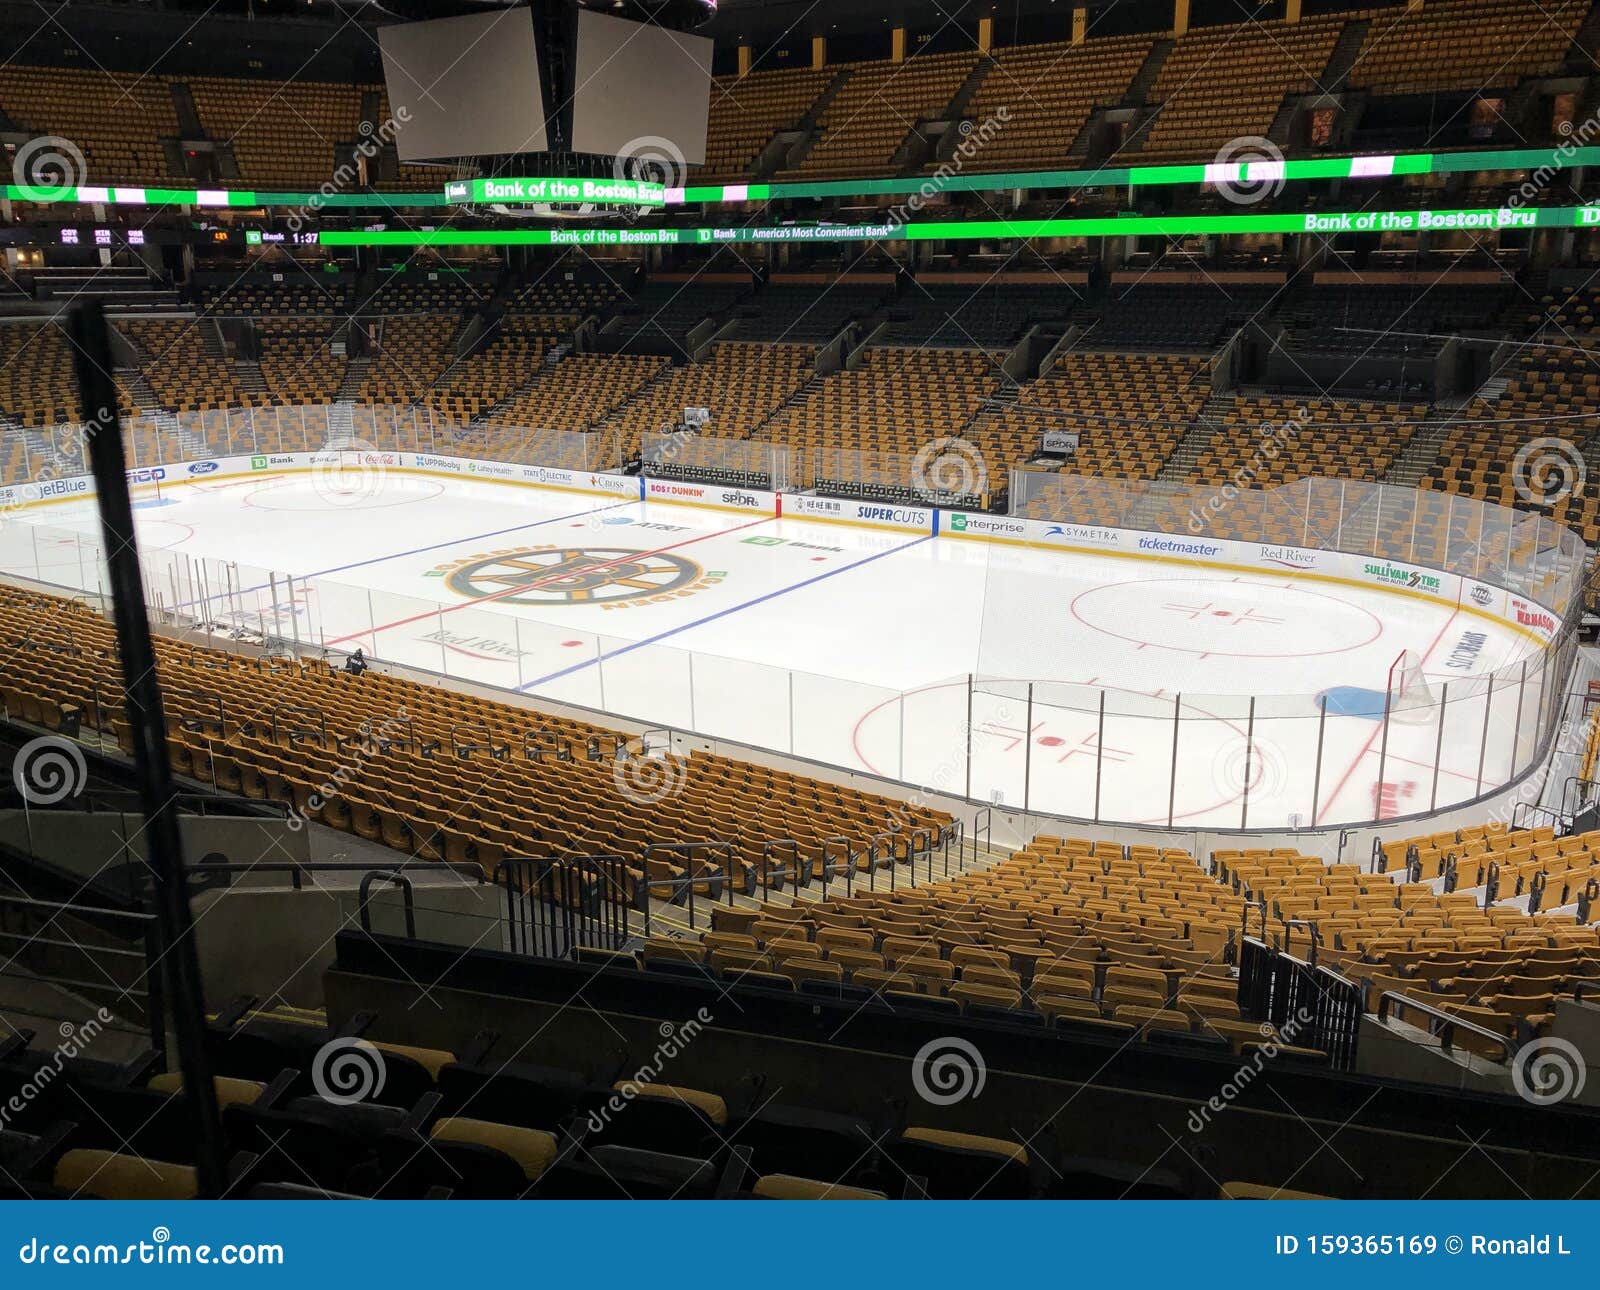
xmin=7 ymin=470 xmax=1554 ymax=831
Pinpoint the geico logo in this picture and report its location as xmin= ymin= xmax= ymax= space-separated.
xmin=126 ymin=468 xmax=166 ymax=483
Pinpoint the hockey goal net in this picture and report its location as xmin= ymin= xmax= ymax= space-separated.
xmin=1386 ymin=650 xmax=1438 ymax=723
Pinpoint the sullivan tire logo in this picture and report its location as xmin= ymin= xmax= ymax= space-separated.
xmin=433 ymin=546 xmax=724 ymax=610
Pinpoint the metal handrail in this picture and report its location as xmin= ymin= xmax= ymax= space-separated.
xmin=1376 ymin=990 xmax=1516 ymax=1063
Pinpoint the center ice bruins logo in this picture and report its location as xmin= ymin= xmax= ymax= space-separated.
xmin=432 ymin=545 xmax=724 ymax=610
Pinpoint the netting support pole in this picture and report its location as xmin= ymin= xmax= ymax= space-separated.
xmin=1241 ymin=697 xmax=1256 ymax=829
xmin=1023 ymin=683 xmax=1034 ymax=814
xmin=1376 ymin=683 xmax=1393 ymax=822
xmin=1312 ymin=693 xmax=1328 ymax=825
xmin=1511 ymin=659 xmax=1529 ymax=778
xmin=1476 ymin=678 xmax=1494 ymax=796
xmin=1430 ymin=680 xmax=1448 ymax=811
xmin=1093 ymin=690 xmax=1105 ymax=823
xmin=1167 ymin=693 xmax=1180 ymax=829
xmin=964 ymin=674 xmax=973 ymax=801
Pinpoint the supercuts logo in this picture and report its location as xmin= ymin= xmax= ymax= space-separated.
xmin=1512 ymin=598 xmax=1557 ymax=633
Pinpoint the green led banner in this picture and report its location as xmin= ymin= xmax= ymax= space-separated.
xmin=675 ymin=145 xmax=1600 ymax=204
xmin=8 ymin=142 xmax=1598 ymax=212
xmin=444 ymin=177 xmax=666 ymax=205
xmin=1 ymin=183 xmax=450 ymax=209
xmin=315 ymin=203 xmax=1595 ymax=248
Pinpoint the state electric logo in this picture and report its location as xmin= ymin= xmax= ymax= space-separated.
xmin=430 ymin=545 xmax=725 ymax=611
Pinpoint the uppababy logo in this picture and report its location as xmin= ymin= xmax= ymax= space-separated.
xmin=1362 ymin=561 xmax=1441 ymax=593
xmin=187 ymin=460 xmax=219 ymax=475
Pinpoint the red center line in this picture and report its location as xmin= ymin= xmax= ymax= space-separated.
xmin=322 ymin=514 xmax=777 ymax=646
xmin=1312 ymin=592 xmax=1462 ymax=828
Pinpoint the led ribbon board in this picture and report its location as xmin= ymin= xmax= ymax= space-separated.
xmin=6 ymin=144 xmax=1598 ymax=209
xmin=444 ymin=177 xmax=667 ymax=205
xmin=315 ymin=203 xmax=1596 ymax=247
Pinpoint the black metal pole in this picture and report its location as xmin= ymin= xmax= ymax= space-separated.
xmin=70 ymin=302 xmax=228 ymax=1198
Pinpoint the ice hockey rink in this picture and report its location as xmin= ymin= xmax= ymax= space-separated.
xmin=5 ymin=469 xmax=1555 ymax=831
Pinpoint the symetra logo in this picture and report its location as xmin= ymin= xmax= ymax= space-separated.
xmin=1259 ymin=544 xmax=1315 ymax=570
xmin=187 ymin=460 xmax=219 ymax=475
xmin=1045 ymin=523 xmax=1118 ymax=545
xmin=1362 ymin=561 xmax=1441 ymax=593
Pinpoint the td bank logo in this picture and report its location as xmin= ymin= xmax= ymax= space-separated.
xmin=251 ymin=455 xmax=268 ymax=469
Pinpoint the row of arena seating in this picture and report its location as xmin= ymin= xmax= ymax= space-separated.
xmin=0 ymin=1000 xmax=1310 ymax=1199
xmin=0 ymin=586 xmax=951 ymax=901
xmin=1 ymin=0 xmax=1590 ymax=192
xmin=655 ymin=827 xmax=1600 ymax=1062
